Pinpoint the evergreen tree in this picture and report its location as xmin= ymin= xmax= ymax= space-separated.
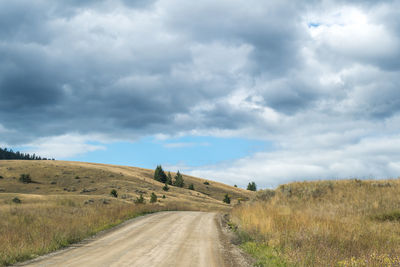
xmin=154 ymin=165 xmax=167 ymax=183
xmin=173 ymin=171 xmax=184 ymax=187
xmin=167 ymin=172 xmax=173 ymax=185
xmin=247 ymin=181 xmax=257 ymax=191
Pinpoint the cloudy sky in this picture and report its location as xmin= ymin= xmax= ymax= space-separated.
xmin=1 ymin=0 xmax=400 ymax=188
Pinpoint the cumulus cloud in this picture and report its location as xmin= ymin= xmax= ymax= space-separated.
xmin=22 ymin=134 xmax=106 ymax=159
xmin=1 ymin=0 xmax=400 ymax=186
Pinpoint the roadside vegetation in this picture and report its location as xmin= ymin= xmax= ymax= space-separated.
xmin=231 ymin=178 xmax=400 ymax=266
xmin=0 ymin=195 xmax=165 ymax=266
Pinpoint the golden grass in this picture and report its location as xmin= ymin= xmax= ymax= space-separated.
xmin=0 ymin=160 xmax=252 ymax=265
xmin=0 ymin=160 xmax=252 ymax=207
xmin=0 ymin=194 xmax=167 ymax=266
xmin=232 ymin=179 xmax=400 ymax=266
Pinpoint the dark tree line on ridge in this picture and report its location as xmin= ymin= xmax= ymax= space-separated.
xmin=0 ymin=148 xmax=54 ymax=160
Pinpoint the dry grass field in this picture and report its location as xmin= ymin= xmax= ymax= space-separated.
xmin=0 ymin=160 xmax=252 ymax=266
xmin=232 ymin=179 xmax=400 ymax=266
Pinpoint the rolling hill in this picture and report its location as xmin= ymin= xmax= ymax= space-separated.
xmin=0 ymin=160 xmax=252 ymax=210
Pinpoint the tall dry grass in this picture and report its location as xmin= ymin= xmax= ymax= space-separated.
xmin=0 ymin=196 xmax=164 ymax=266
xmin=232 ymin=179 xmax=400 ymax=266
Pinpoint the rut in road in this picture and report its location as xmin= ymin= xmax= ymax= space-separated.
xmin=19 ymin=211 xmax=246 ymax=267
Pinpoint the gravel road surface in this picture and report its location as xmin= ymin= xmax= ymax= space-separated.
xmin=20 ymin=211 xmax=249 ymax=267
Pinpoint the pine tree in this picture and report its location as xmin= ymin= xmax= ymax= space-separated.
xmin=247 ymin=181 xmax=257 ymax=191
xmin=167 ymin=172 xmax=173 ymax=185
xmin=174 ymin=171 xmax=184 ymax=187
xmin=154 ymin=165 xmax=167 ymax=183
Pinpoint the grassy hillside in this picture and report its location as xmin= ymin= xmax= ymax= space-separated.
xmin=0 ymin=160 xmax=253 ymax=266
xmin=231 ymin=179 xmax=400 ymax=266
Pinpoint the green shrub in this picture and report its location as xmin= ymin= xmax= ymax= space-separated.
xmin=162 ymin=184 xmax=169 ymax=191
xmin=110 ymin=189 xmax=118 ymax=198
xmin=0 ymin=175 xmax=3 ymax=179
xmin=223 ymin=194 xmax=231 ymax=204
xmin=374 ymin=211 xmax=400 ymax=222
xmin=162 ymin=195 xmax=166 ymax=199
xmin=19 ymin=174 xmax=32 ymax=184
xmin=134 ymin=194 xmax=145 ymax=204
xmin=188 ymin=184 xmax=194 ymax=190
xmin=203 ymin=181 xmax=210 ymax=185
xmin=12 ymin=197 xmax=21 ymax=204
xmin=150 ymin=192 xmax=157 ymax=203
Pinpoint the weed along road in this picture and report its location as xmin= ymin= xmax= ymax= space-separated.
xmin=19 ymin=211 xmax=246 ymax=267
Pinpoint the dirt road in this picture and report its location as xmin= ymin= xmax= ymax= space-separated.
xmin=20 ymin=211 xmax=248 ymax=267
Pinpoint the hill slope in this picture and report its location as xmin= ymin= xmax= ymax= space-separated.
xmin=0 ymin=160 xmax=252 ymax=210
xmin=232 ymin=178 xmax=400 ymax=266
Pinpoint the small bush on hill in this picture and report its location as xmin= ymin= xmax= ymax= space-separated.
xmin=0 ymin=175 xmax=3 ymax=179
xmin=19 ymin=174 xmax=32 ymax=184
xmin=12 ymin=197 xmax=21 ymax=204
xmin=203 ymin=181 xmax=210 ymax=185
xmin=223 ymin=194 xmax=231 ymax=204
xmin=110 ymin=189 xmax=118 ymax=198
xmin=188 ymin=184 xmax=194 ymax=190
xmin=374 ymin=211 xmax=400 ymax=222
xmin=150 ymin=193 xmax=157 ymax=203
xmin=134 ymin=194 xmax=145 ymax=204
xmin=162 ymin=184 xmax=169 ymax=191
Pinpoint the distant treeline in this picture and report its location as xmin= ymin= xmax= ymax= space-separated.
xmin=0 ymin=148 xmax=54 ymax=160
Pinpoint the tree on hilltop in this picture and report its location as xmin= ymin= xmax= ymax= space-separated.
xmin=154 ymin=165 xmax=168 ymax=183
xmin=167 ymin=172 xmax=173 ymax=185
xmin=247 ymin=181 xmax=257 ymax=191
xmin=174 ymin=171 xmax=184 ymax=188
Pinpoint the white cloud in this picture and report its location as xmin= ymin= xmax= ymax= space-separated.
xmin=22 ymin=134 xmax=106 ymax=159
xmin=188 ymin=134 xmax=400 ymax=188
